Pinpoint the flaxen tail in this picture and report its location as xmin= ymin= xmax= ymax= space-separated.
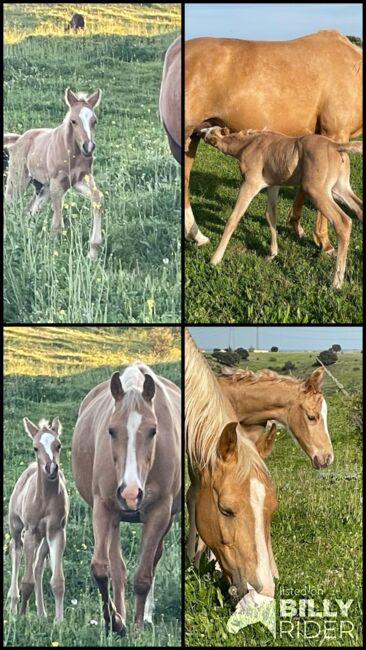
xmin=4 ymin=133 xmax=21 ymax=147
xmin=337 ymin=141 xmax=363 ymax=155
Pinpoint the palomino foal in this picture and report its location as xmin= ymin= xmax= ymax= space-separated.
xmin=197 ymin=126 xmax=362 ymax=288
xmin=4 ymin=88 xmax=103 ymax=258
xmin=8 ymin=418 xmax=69 ymax=622
xmin=185 ymin=329 xmax=278 ymax=606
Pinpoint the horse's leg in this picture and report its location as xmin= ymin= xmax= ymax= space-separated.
xmin=74 ymin=175 xmax=103 ymax=259
xmin=46 ymin=528 xmax=66 ymax=623
xmin=8 ymin=521 xmax=23 ymax=613
xmin=34 ymin=537 xmax=49 ymax=618
xmin=108 ymin=520 xmax=127 ymax=635
xmin=143 ymin=518 xmax=173 ymax=625
xmin=264 ymin=186 xmax=279 ymax=259
xmin=186 ymin=483 xmax=198 ymax=562
xmin=332 ymin=156 xmax=363 ymax=221
xmin=27 ymin=186 xmax=50 ymax=217
xmin=305 ymin=189 xmax=352 ymax=289
xmin=49 ymin=179 xmax=65 ymax=236
xmin=4 ymin=158 xmax=30 ymax=203
xmin=91 ymin=498 xmax=120 ymax=633
xmin=289 ymin=188 xmax=336 ymax=255
xmin=134 ymin=499 xmax=173 ymax=627
xmin=211 ymin=179 xmax=262 ymax=265
xmin=19 ymin=529 xmax=37 ymax=614
xmin=288 ymin=187 xmax=305 ymax=238
xmin=185 ymin=135 xmax=209 ymax=245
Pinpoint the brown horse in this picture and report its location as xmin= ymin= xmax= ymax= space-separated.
xmin=159 ymin=35 xmax=181 ymax=164
xmin=197 ymin=126 xmax=362 ymax=288
xmin=185 ymin=30 xmax=362 ymax=251
xmin=217 ymin=367 xmax=334 ymax=469
xmin=4 ymin=88 xmax=103 ymax=258
xmin=72 ymin=363 xmax=181 ymax=634
xmin=8 ymin=418 xmax=69 ymax=622
xmin=185 ymin=329 xmax=278 ymax=605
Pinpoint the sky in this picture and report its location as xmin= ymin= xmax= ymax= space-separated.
xmin=188 ymin=327 xmax=363 ymax=351
xmin=185 ymin=3 xmax=362 ymax=40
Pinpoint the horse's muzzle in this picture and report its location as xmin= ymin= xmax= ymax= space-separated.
xmin=312 ymin=453 xmax=333 ymax=469
xmin=82 ymin=141 xmax=95 ymax=156
xmin=45 ymin=462 xmax=59 ymax=481
xmin=117 ymin=482 xmax=144 ymax=512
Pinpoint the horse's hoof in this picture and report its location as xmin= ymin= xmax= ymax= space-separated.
xmin=265 ymin=254 xmax=277 ymax=262
xmin=196 ymin=234 xmax=210 ymax=246
xmin=111 ymin=612 xmax=126 ymax=636
xmin=322 ymin=247 xmax=336 ymax=257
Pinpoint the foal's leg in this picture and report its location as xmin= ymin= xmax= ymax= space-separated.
xmin=108 ymin=520 xmax=127 ymax=635
xmin=134 ymin=499 xmax=173 ymax=627
xmin=4 ymin=158 xmax=31 ymax=203
xmin=27 ymin=186 xmax=50 ymax=217
xmin=288 ymin=187 xmax=305 ymax=238
xmin=332 ymin=157 xmax=363 ymax=222
xmin=34 ymin=538 xmax=49 ymax=618
xmin=49 ymin=179 xmax=65 ymax=236
xmin=264 ymin=186 xmax=279 ymax=259
xmin=211 ymin=179 xmax=263 ymax=265
xmin=74 ymin=175 xmax=104 ymax=259
xmin=20 ymin=529 xmax=38 ymax=614
xmin=46 ymin=528 xmax=66 ymax=622
xmin=8 ymin=527 xmax=23 ymax=613
xmin=288 ymin=187 xmax=335 ymax=254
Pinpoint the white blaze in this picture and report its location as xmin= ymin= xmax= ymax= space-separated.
xmin=79 ymin=106 xmax=93 ymax=142
xmin=123 ymin=411 xmax=142 ymax=487
xmin=39 ymin=432 xmax=55 ymax=462
xmin=250 ymin=478 xmax=274 ymax=593
xmin=321 ymin=399 xmax=331 ymax=443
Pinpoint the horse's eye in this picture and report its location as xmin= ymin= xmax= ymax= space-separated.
xmin=219 ymin=505 xmax=235 ymax=518
xmin=33 ymin=447 xmax=38 ymax=452
xmin=71 ymin=119 xmax=76 ymax=125
xmin=108 ymin=427 xmax=116 ymax=438
xmin=307 ymin=414 xmax=316 ymax=422
xmin=56 ymin=443 xmax=61 ymax=450
xmin=148 ymin=427 xmax=157 ymax=438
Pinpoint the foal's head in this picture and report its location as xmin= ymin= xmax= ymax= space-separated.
xmin=108 ymin=371 xmax=158 ymax=512
xmin=64 ymin=88 xmax=102 ymax=158
xmin=196 ymin=422 xmax=277 ymax=600
xmin=287 ymin=368 xmax=334 ymax=469
xmin=23 ymin=417 xmax=62 ymax=481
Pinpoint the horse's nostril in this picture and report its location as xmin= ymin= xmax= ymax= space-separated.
xmin=137 ymin=488 xmax=143 ymax=505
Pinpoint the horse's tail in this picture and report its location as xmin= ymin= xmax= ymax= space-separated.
xmin=4 ymin=133 xmax=21 ymax=147
xmin=337 ymin=141 xmax=363 ymax=155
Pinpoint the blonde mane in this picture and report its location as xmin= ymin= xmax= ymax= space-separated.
xmin=219 ymin=367 xmax=301 ymax=385
xmin=185 ymin=330 xmax=267 ymax=480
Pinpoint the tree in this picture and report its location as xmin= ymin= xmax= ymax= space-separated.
xmin=148 ymin=328 xmax=174 ymax=358
xmin=270 ymin=346 xmax=279 ymax=352
xmin=281 ymin=361 xmax=296 ymax=372
xmin=313 ymin=349 xmax=338 ymax=366
xmin=212 ymin=350 xmax=240 ymax=366
xmin=235 ymin=347 xmax=249 ymax=360
xmin=332 ymin=344 xmax=342 ymax=352
xmin=346 ymin=35 xmax=362 ymax=47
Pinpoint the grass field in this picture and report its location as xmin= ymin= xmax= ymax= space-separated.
xmin=3 ymin=327 xmax=181 ymax=647
xmin=4 ymin=4 xmax=181 ymax=324
xmin=185 ymin=143 xmax=363 ymax=324
xmin=185 ymin=351 xmax=362 ymax=647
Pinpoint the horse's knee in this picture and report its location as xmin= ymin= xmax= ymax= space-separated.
xmin=134 ymin=570 xmax=153 ymax=597
xmin=20 ymin=580 xmax=35 ymax=599
xmin=50 ymin=577 xmax=64 ymax=598
xmin=91 ymin=189 xmax=103 ymax=209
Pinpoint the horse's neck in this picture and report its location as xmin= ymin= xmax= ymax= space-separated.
xmin=223 ymin=378 xmax=297 ymax=426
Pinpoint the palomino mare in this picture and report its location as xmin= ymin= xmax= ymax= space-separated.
xmin=4 ymin=88 xmax=103 ymax=258
xmin=185 ymin=329 xmax=278 ymax=604
xmin=8 ymin=417 xmax=69 ymax=622
xmin=196 ymin=126 xmax=362 ymax=288
xmin=217 ymin=367 xmax=334 ymax=470
xmin=185 ymin=30 xmax=362 ymax=252
xmin=72 ymin=363 xmax=181 ymax=634
xmin=159 ymin=35 xmax=181 ymax=164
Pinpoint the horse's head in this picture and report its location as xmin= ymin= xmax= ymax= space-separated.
xmin=64 ymin=88 xmax=102 ymax=158
xmin=196 ymin=422 xmax=277 ymax=601
xmin=108 ymin=371 xmax=158 ymax=512
xmin=287 ymin=368 xmax=334 ymax=469
xmin=23 ymin=416 xmax=62 ymax=481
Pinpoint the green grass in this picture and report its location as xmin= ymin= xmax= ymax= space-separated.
xmin=4 ymin=5 xmax=181 ymax=323
xmin=3 ymin=327 xmax=181 ymax=647
xmin=185 ymin=143 xmax=362 ymax=323
xmin=185 ymin=353 xmax=362 ymax=646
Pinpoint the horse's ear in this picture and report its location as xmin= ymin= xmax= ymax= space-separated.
xmin=23 ymin=417 xmax=38 ymax=439
xmin=87 ymin=89 xmax=102 ymax=109
xmin=304 ymin=367 xmax=324 ymax=392
xmin=217 ymin=422 xmax=238 ymax=462
xmin=65 ymin=87 xmax=78 ymax=107
xmin=51 ymin=417 xmax=62 ymax=436
xmin=111 ymin=371 xmax=124 ymax=402
xmin=142 ymin=374 xmax=155 ymax=401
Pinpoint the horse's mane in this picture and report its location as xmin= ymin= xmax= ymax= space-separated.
xmin=218 ymin=367 xmax=301 ymax=385
xmin=119 ymin=362 xmax=173 ymax=410
xmin=185 ymin=330 xmax=267 ymax=480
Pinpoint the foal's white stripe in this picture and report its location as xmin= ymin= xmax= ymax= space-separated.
xmin=123 ymin=411 xmax=142 ymax=486
xmin=250 ymin=478 xmax=274 ymax=593
xmin=79 ymin=106 xmax=93 ymax=141
xmin=39 ymin=432 xmax=55 ymax=461
xmin=321 ymin=399 xmax=331 ymax=443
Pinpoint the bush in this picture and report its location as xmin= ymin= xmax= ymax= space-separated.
xmin=332 ymin=344 xmax=342 ymax=352
xmin=282 ymin=361 xmax=296 ymax=372
xmin=148 ymin=328 xmax=174 ymax=359
xmin=235 ymin=347 xmax=249 ymax=360
xmin=212 ymin=350 xmax=240 ymax=366
xmin=270 ymin=346 xmax=279 ymax=352
xmin=313 ymin=349 xmax=338 ymax=366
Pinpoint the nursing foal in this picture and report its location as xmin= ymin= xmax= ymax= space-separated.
xmin=197 ymin=126 xmax=362 ymax=288
xmin=8 ymin=418 xmax=69 ymax=621
xmin=4 ymin=88 xmax=103 ymax=258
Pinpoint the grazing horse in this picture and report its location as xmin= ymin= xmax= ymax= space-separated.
xmin=217 ymin=367 xmax=334 ymax=469
xmin=4 ymin=88 xmax=103 ymax=259
xmin=197 ymin=126 xmax=363 ymax=288
xmin=185 ymin=30 xmax=362 ymax=250
xmin=159 ymin=35 xmax=181 ymax=164
xmin=64 ymin=13 xmax=85 ymax=32
xmin=185 ymin=329 xmax=278 ymax=605
xmin=8 ymin=418 xmax=69 ymax=622
xmin=72 ymin=363 xmax=181 ymax=634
